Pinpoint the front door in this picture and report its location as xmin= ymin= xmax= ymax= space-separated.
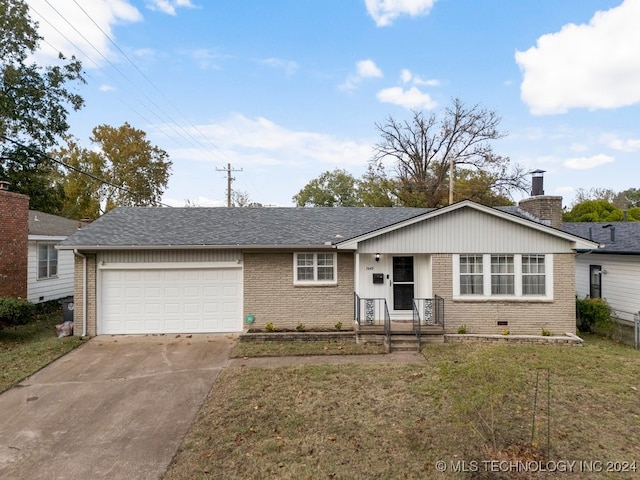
xmin=392 ymin=256 xmax=414 ymax=311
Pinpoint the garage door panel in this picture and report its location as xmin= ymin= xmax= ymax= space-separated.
xmin=100 ymin=267 xmax=242 ymax=334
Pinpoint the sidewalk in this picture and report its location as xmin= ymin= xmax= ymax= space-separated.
xmin=226 ymin=351 xmax=425 ymax=368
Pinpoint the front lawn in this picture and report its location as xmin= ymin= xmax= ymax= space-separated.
xmin=165 ymin=334 xmax=640 ymax=479
xmin=0 ymin=304 xmax=83 ymax=393
xmin=231 ymin=339 xmax=386 ymax=357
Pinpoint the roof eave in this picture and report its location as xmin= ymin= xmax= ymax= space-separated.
xmin=57 ymin=243 xmax=340 ymax=251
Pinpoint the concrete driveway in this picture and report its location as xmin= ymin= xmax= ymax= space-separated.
xmin=0 ymin=334 xmax=236 ymax=480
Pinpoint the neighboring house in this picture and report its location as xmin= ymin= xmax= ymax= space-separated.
xmin=27 ymin=210 xmax=80 ymax=303
xmin=58 ymin=197 xmax=597 ymax=337
xmin=0 ymin=180 xmax=79 ymax=303
xmin=563 ymin=221 xmax=640 ymax=323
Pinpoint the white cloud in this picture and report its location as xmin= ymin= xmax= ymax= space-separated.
xmin=159 ymin=114 xmax=374 ymax=169
xmin=189 ymin=49 xmax=225 ymax=70
xmin=99 ymin=84 xmax=116 ymax=92
xmin=259 ymin=58 xmax=299 ymax=76
xmin=563 ymin=154 xmax=614 ymax=170
xmin=340 ymin=59 xmax=383 ymax=90
xmin=554 ymin=186 xmax=575 ymax=195
xmin=145 ymin=0 xmax=195 ymax=15
xmin=400 ymin=68 xmax=439 ymax=86
xmin=516 ymin=0 xmax=640 ymax=114
xmin=599 ymin=134 xmax=640 ymax=152
xmin=365 ymin=0 xmax=436 ymax=27
xmin=27 ymin=0 xmax=142 ymax=67
xmin=376 ymin=86 xmax=437 ymax=109
xmin=569 ymin=143 xmax=589 ymax=153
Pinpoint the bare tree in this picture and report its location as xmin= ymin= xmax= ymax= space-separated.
xmin=371 ymin=98 xmax=529 ymax=207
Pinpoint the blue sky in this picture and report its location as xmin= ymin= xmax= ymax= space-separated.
xmin=27 ymin=0 xmax=640 ymax=207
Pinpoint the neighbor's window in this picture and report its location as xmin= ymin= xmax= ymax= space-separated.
xmin=294 ymin=253 xmax=337 ymax=284
xmin=38 ymin=243 xmax=58 ymax=279
xmin=491 ymin=255 xmax=514 ymax=295
xmin=459 ymin=255 xmax=484 ymax=295
xmin=522 ymin=254 xmax=546 ymax=295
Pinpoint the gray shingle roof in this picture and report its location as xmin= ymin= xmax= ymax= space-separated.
xmin=562 ymin=222 xmax=640 ymax=253
xmin=59 ymin=207 xmax=433 ymax=248
xmin=29 ymin=210 xmax=79 ymax=237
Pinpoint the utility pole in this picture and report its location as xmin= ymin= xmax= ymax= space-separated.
xmin=216 ymin=163 xmax=243 ymax=207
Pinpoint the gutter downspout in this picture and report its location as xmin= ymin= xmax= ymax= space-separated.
xmin=74 ymin=249 xmax=88 ymax=338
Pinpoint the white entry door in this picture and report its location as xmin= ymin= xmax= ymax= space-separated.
xmin=99 ymin=266 xmax=242 ymax=334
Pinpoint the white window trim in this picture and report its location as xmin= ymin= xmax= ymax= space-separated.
xmin=293 ymin=252 xmax=338 ymax=286
xmin=37 ymin=242 xmax=58 ymax=280
xmin=453 ymin=254 xmax=553 ymax=301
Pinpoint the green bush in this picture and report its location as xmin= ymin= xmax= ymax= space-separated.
xmin=265 ymin=322 xmax=276 ymax=332
xmin=0 ymin=297 xmax=36 ymax=329
xmin=576 ymin=297 xmax=612 ymax=332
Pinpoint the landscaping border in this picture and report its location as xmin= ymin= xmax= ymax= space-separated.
xmin=445 ymin=332 xmax=583 ymax=345
xmin=239 ymin=331 xmax=355 ymax=343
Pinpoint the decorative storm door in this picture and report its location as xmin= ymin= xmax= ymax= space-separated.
xmin=392 ymin=256 xmax=414 ymax=311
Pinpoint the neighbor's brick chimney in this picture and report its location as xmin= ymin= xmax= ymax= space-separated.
xmin=0 ymin=181 xmax=29 ymax=298
xmin=518 ymin=170 xmax=563 ymax=229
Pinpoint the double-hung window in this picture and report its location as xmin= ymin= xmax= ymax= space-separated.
xmin=522 ymin=255 xmax=546 ymax=295
xmin=460 ymin=255 xmax=484 ymax=295
xmin=491 ymin=255 xmax=514 ymax=295
xmin=38 ymin=243 xmax=58 ymax=280
xmin=294 ymin=253 xmax=337 ymax=285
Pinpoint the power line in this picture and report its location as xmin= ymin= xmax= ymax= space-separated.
xmin=0 ymin=134 xmax=173 ymax=208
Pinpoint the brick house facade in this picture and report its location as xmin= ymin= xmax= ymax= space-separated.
xmin=0 ymin=184 xmax=29 ymax=299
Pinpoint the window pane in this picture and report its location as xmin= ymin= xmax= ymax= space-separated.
xmin=523 ymin=276 xmax=545 ymax=295
xmin=317 ymin=254 xmax=333 ymax=266
xmin=523 ymin=255 xmax=545 ymax=295
xmin=297 ymin=254 xmax=314 ymax=266
xmin=297 ymin=267 xmax=314 ymax=280
xmin=317 ymin=267 xmax=334 ymax=281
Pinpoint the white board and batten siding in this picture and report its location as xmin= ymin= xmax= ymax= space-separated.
xmin=575 ymin=253 xmax=640 ymax=322
xmin=356 ymin=209 xmax=574 ymax=254
xmin=27 ymin=240 xmax=75 ymax=303
xmin=96 ymin=249 xmax=243 ymax=335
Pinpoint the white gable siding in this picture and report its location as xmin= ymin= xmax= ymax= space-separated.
xmin=27 ymin=241 xmax=74 ymax=303
xmin=357 ymin=209 xmax=573 ymax=254
xmin=575 ymin=253 xmax=640 ymax=322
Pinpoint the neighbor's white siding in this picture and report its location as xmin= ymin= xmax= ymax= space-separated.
xmin=575 ymin=253 xmax=640 ymax=322
xmin=357 ymin=208 xmax=573 ymax=254
xmin=27 ymin=241 xmax=74 ymax=303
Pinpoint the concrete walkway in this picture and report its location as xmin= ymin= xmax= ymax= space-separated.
xmin=0 ymin=334 xmax=236 ymax=480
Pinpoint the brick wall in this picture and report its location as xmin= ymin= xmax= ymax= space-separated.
xmin=432 ymin=253 xmax=576 ymax=335
xmin=518 ymin=196 xmax=563 ymax=229
xmin=0 ymin=189 xmax=29 ymax=298
xmin=243 ymin=252 xmax=355 ymax=330
xmin=73 ymin=253 xmax=97 ymax=336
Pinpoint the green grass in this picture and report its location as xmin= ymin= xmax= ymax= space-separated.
xmin=0 ymin=304 xmax=83 ymax=393
xmin=231 ymin=339 xmax=387 ymax=358
xmin=165 ymin=334 xmax=640 ymax=480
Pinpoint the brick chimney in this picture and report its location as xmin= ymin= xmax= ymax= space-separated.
xmin=518 ymin=170 xmax=563 ymax=229
xmin=0 ymin=182 xmax=29 ymax=298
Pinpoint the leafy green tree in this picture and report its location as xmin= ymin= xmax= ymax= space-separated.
xmin=572 ymin=187 xmax=617 ymax=206
xmin=371 ymin=99 xmax=528 ymax=207
xmin=0 ymin=0 xmax=84 ymax=213
xmin=293 ymin=169 xmax=362 ymax=207
xmin=563 ymin=200 xmax=624 ymax=222
xmin=56 ymin=123 xmax=172 ymax=218
xmin=357 ymin=161 xmax=396 ymax=207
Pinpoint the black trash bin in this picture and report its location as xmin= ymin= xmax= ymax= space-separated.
xmin=61 ymin=296 xmax=74 ymax=323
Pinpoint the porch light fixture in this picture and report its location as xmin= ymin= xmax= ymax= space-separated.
xmin=375 ymin=253 xmax=380 ymax=262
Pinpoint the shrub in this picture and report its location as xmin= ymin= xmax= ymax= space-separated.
xmin=501 ymin=329 xmax=510 ymax=336
xmin=0 ymin=297 xmax=36 ymax=329
xmin=576 ymin=297 xmax=612 ymax=332
xmin=457 ymin=325 xmax=467 ymax=334
xmin=541 ymin=328 xmax=552 ymax=337
xmin=265 ymin=322 xmax=276 ymax=332
xmin=334 ymin=321 xmax=343 ymax=331
xmin=295 ymin=322 xmax=305 ymax=332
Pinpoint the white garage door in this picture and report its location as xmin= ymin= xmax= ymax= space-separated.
xmin=99 ymin=267 xmax=242 ymax=334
